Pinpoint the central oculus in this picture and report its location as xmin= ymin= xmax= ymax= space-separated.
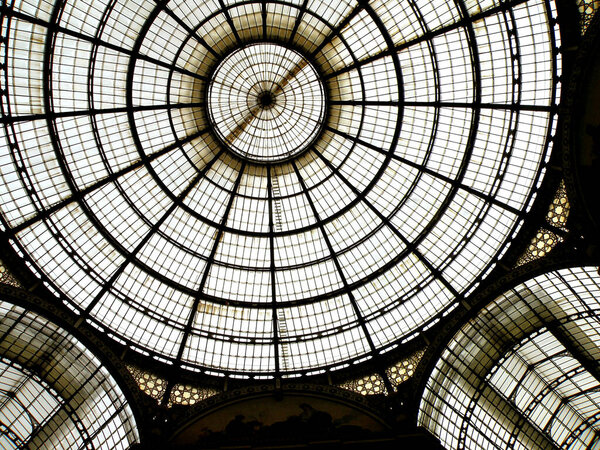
xmin=207 ymin=43 xmax=326 ymax=163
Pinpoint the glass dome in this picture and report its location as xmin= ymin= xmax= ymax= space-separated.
xmin=0 ymin=0 xmax=561 ymax=376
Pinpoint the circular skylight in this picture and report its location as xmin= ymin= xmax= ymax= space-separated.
xmin=0 ymin=0 xmax=561 ymax=376
xmin=207 ymin=43 xmax=326 ymax=162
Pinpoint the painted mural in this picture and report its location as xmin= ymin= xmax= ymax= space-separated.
xmin=172 ymin=393 xmax=388 ymax=447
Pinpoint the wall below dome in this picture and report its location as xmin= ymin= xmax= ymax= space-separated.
xmin=567 ymin=10 xmax=600 ymax=235
xmin=166 ymin=386 xmax=440 ymax=449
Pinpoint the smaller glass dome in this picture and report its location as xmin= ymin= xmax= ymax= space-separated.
xmin=207 ymin=43 xmax=326 ymax=163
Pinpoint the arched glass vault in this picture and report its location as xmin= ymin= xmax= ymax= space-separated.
xmin=419 ymin=267 xmax=600 ymax=450
xmin=0 ymin=0 xmax=562 ymax=377
xmin=0 ymin=297 xmax=139 ymax=449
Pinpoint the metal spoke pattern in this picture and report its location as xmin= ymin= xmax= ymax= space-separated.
xmin=419 ymin=267 xmax=600 ymax=450
xmin=0 ymin=0 xmax=561 ymax=376
xmin=207 ymin=43 xmax=325 ymax=163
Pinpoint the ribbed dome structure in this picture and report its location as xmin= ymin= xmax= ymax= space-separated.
xmin=0 ymin=0 xmax=561 ymax=377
